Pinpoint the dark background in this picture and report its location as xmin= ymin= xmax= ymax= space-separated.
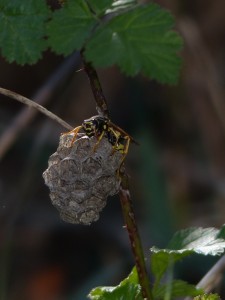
xmin=1 ymin=1 xmax=225 ymax=299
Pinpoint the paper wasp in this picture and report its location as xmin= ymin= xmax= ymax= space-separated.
xmin=64 ymin=115 xmax=138 ymax=167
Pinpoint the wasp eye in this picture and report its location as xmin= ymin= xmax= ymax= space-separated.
xmin=83 ymin=121 xmax=91 ymax=129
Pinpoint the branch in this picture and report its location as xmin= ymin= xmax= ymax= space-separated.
xmin=0 ymin=87 xmax=73 ymax=131
xmin=80 ymin=50 xmax=109 ymax=118
xmin=119 ymin=173 xmax=153 ymax=300
xmin=197 ymin=256 xmax=225 ymax=292
xmin=81 ymin=53 xmax=153 ymax=299
xmin=185 ymin=255 xmax=225 ymax=300
xmin=0 ymin=53 xmax=79 ymax=159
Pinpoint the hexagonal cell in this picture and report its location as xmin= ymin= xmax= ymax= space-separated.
xmin=83 ymin=196 xmax=107 ymax=211
xmin=59 ymin=202 xmax=100 ymax=225
xmin=92 ymin=176 xmax=120 ymax=198
xmin=74 ymin=136 xmax=92 ymax=159
xmin=47 ymin=152 xmax=61 ymax=167
xmin=79 ymin=209 xmax=99 ymax=225
xmin=49 ymin=192 xmax=69 ymax=209
xmin=59 ymin=158 xmax=81 ymax=182
xmin=58 ymin=133 xmax=74 ymax=149
xmin=102 ymin=151 xmax=123 ymax=173
xmin=82 ymin=157 xmax=102 ymax=176
xmin=43 ymin=163 xmax=60 ymax=185
xmin=69 ymin=180 xmax=91 ymax=201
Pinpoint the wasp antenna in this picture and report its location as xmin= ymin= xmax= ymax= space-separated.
xmin=133 ymin=139 xmax=140 ymax=146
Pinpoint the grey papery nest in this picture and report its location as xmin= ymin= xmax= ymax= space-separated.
xmin=43 ymin=133 xmax=122 ymax=225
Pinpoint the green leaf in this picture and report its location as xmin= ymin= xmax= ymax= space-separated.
xmin=106 ymin=0 xmax=138 ymax=14
xmin=85 ymin=3 xmax=183 ymax=84
xmin=153 ymin=280 xmax=203 ymax=299
xmin=150 ymin=226 xmax=225 ymax=284
xmin=168 ymin=227 xmax=225 ymax=256
xmin=86 ymin=0 xmax=114 ymax=15
xmin=88 ymin=267 xmax=143 ymax=300
xmin=217 ymin=224 xmax=225 ymax=239
xmin=150 ymin=247 xmax=192 ymax=283
xmin=47 ymin=0 xmax=97 ymax=55
xmin=194 ymin=294 xmax=221 ymax=300
xmin=0 ymin=0 xmax=49 ymax=64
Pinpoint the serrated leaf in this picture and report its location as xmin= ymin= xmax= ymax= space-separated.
xmin=0 ymin=0 xmax=49 ymax=64
xmin=85 ymin=3 xmax=183 ymax=84
xmin=153 ymin=280 xmax=203 ymax=299
xmin=150 ymin=247 xmax=192 ymax=283
xmin=88 ymin=267 xmax=143 ymax=300
xmin=47 ymin=0 xmax=97 ymax=55
xmin=150 ymin=226 xmax=225 ymax=284
xmin=168 ymin=227 xmax=225 ymax=256
xmin=194 ymin=294 xmax=221 ymax=300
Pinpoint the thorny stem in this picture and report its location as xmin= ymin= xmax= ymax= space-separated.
xmin=81 ymin=53 xmax=153 ymax=299
xmin=120 ymin=173 xmax=153 ymax=300
xmin=80 ymin=50 xmax=109 ymax=118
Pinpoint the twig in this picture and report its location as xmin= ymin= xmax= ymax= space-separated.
xmin=119 ymin=173 xmax=153 ymax=300
xmin=80 ymin=50 xmax=109 ymax=118
xmin=81 ymin=53 xmax=153 ymax=299
xmin=0 ymin=53 xmax=79 ymax=159
xmin=184 ymin=255 xmax=225 ymax=300
xmin=196 ymin=255 xmax=225 ymax=292
xmin=0 ymin=87 xmax=73 ymax=130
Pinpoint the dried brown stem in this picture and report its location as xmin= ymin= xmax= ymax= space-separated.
xmin=185 ymin=255 xmax=225 ymax=300
xmin=0 ymin=87 xmax=73 ymax=131
xmin=0 ymin=53 xmax=78 ymax=159
xmin=196 ymin=255 xmax=225 ymax=292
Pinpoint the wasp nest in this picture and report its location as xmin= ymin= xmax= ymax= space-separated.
xmin=43 ymin=133 xmax=123 ymax=225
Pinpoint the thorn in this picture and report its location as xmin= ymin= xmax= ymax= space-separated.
xmin=75 ymin=68 xmax=84 ymax=73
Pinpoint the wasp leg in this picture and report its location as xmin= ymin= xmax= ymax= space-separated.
xmin=108 ymin=128 xmax=121 ymax=155
xmin=110 ymin=146 xmax=117 ymax=156
xmin=110 ymin=143 xmax=124 ymax=156
xmin=118 ymin=136 xmax=130 ymax=171
xmin=92 ymin=130 xmax=105 ymax=153
xmin=62 ymin=125 xmax=82 ymax=145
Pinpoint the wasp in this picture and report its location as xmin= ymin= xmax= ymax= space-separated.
xmin=64 ymin=115 xmax=138 ymax=167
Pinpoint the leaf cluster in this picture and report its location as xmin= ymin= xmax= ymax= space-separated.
xmin=0 ymin=0 xmax=183 ymax=84
xmin=88 ymin=226 xmax=225 ymax=300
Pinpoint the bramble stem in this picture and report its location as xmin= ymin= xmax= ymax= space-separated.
xmin=80 ymin=50 xmax=109 ymax=118
xmin=119 ymin=173 xmax=153 ymax=300
xmin=81 ymin=53 xmax=153 ymax=299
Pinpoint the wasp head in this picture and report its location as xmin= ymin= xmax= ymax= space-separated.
xmin=82 ymin=116 xmax=109 ymax=138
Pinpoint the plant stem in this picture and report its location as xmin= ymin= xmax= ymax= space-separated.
xmin=184 ymin=255 xmax=225 ymax=300
xmin=81 ymin=53 xmax=153 ymax=299
xmin=0 ymin=87 xmax=73 ymax=131
xmin=119 ymin=173 xmax=153 ymax=300
xmin=80 ymin=50 xmax=109 ymax=118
